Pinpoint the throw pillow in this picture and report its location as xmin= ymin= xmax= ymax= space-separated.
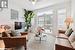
xmin=68 ymin=32 xmax=75 ymax=43
xmin=65 ymin=28 xmax=73 ymax=37
xmin=2 ymin=32 xmax=11 ymax=37
xmin=11 ymin=30 xmax=21 ymax=36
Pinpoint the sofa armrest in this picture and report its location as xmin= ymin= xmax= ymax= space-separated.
xmin=58 ymin=30 xmax=65 ymax=34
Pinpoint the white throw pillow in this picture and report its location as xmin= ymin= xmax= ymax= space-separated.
xmin=11 ymin=30 xmax=21 ymax=36
xmin=68 ymin=32 xmax=75 ymax=43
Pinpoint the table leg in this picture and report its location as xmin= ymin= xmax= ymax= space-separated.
xmin=40 ymin=37 xmax=41 ymax=41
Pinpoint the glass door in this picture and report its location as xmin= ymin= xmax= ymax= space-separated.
xmin=37 ymin=14 xmax=53 ymax=34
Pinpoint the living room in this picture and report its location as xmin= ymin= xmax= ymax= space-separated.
xmin=0 ymin=0 xmax=75 ymax=50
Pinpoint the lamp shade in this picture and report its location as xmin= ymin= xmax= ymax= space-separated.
xmin=65 ymin=16 xmax=73 ymax=24
xmin=64 ymin=16 xmax=73 ymax=29
xmin=65 ymin=17 xmax=73 ymax=29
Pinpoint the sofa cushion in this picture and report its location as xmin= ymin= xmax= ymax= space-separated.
xmin=56 ymin=38 xmax=72 ymax=48
xmin=65 ymin=28 xmax=73 ymax=37
xmin=71 ymin=41 xmax=75 ymax=48
xmin=58 ymin=34 xmax=68 ymax=39
xmin=68 ymin=32 xmax=75 ymax=43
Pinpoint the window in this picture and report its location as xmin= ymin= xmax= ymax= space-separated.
xmin=57 ymin=9 xmax=66 ymax=29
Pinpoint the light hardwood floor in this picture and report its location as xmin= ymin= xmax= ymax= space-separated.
xmin=27 ymin=34 xmax=56 ymax=50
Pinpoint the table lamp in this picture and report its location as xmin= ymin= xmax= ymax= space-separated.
xmin=64 ymin=16 xmax=73 ymax=29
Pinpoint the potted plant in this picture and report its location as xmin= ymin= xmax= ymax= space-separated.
xmin=24 ymin=9 xmax=35 ymax=31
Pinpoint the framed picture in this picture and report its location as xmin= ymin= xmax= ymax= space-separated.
xmin=11 ymin=9 xmax=18 ymax=19
xmin=0 ymin=0 xmax=8 ymax=8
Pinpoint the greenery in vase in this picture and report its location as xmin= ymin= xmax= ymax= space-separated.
xmin=24 ymin=9 xmax=35 ymax=31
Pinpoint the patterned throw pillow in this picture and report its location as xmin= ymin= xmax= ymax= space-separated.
xmin=2 ymin=32 xmax=10 ymax=37
xmin=65 ymin=28 xmax=73 ymax=37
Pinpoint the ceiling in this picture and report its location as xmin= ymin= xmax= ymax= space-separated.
xmin=12 ymin=0 xmax=69 ymax=10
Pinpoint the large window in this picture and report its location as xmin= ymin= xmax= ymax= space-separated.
xmin=37 ymin=15 xmax=44 ymax=27
xmin=37 ymin=14 xmax=53 ymax=32
xmin=57 ymin=9 xmax=66 ymax=29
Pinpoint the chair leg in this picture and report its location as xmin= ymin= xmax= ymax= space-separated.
xmin=24 ymin=45 xmax=27 ymax=50
xmin=25 ymin=47 xmax=27 ymax=50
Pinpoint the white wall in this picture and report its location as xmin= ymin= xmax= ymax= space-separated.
xmin=0 ymin=0 xmax=24 ymax=30
xmin=71 ymin=0 xmax=75 ymax=30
